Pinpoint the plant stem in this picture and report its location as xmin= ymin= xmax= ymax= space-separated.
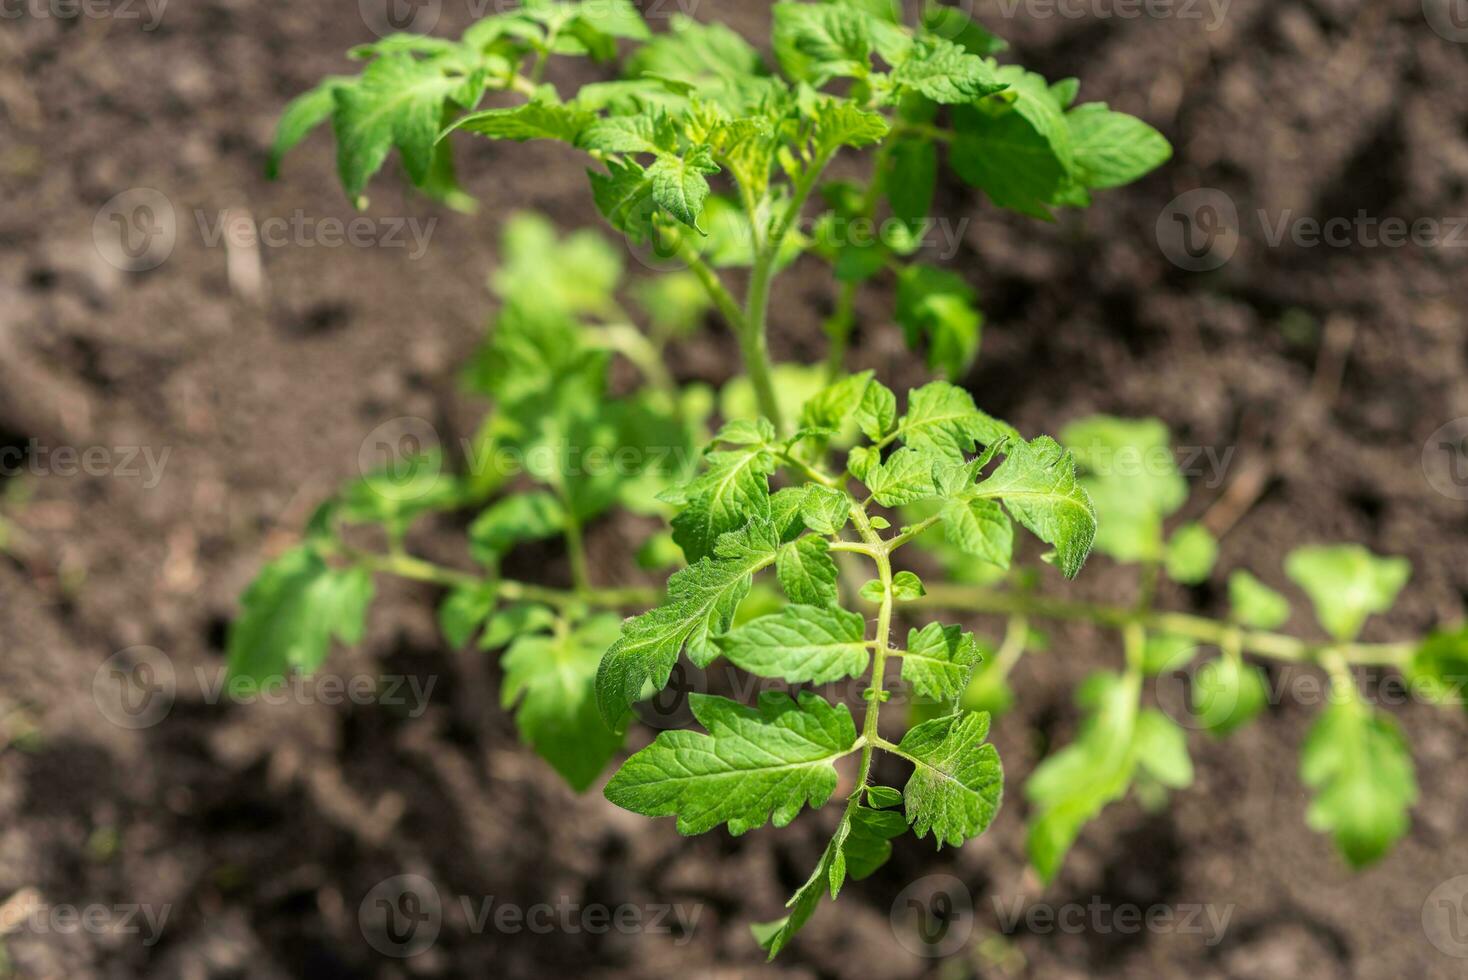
xmin=351 ymin=550 xmax=656 ymax=609
xmin=850 ymin=507 xmax=893 ymax=795
xmin=908 ymin=582 xmax=1415 ymax=667
xmin=561 ymin=507 xmax=592 ymax=593
xmin=824 ymin=280 xmax=859 ymax=381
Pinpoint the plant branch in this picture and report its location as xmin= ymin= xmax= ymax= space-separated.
xmin=350 ymin=550 xmax=656 ymax=609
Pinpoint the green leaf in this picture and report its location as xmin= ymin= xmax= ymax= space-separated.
xmin=887 ymin=138 xmax=937 ymax=229
xmin=438 ymin=584 xmax=497 ymax=648
xmin=940 ymin=496 xmax=1013 ymax=569
xmin=715 ymin=417 xmax=777 ymax=446
xmin=269 ymin=77 xmax=351 ymax=179
xmin=902 ymin=622 xmax=983 ymax=701
xmin=887 ymin=38 xmax=1005 ymax=104
xmin=1067 ymin=103 xmax=1171 ymax=189
xmin=777 ymin=536 xmax=840 ymax=606
xmin=898 ymin=710 xmax=1004 ymax=846
xmin=950 ymin=66 xmax=1072 ymax=219
xmin=625 ymin=14 xmax=767 ymax=87
xmin=577 ymin=113 xmax=675 ymax=154
xmin=449 ymin=100 xmax=596 ymax=144
xmin=800 ymin=485 xmax=851 ymax=535
xmin=899 ymin=381 xmax=1017 ymax=463
xmin=468 ymin=492 xmax=565 ymax=564
xmin=1300 ymin=697 xmax=1417 ymax=867
xmin=1192 ymin=656 xmax=1269 ymax=735
xmin=892 ymin=570 xmax=927 ymax=601
xmin=503 ymin=614 xmax=624 ymax=791
xmin=810 ymin=100 xmax=891 ymax=154
xmin=1132 ymin=709 xmax=1193 ymax=789
xmin=855 ymin=378 xmax=898 ymax=442
xmin=895 ymin=266 xmax=983 ymax=380
xmin=1407 ymin=627 xmax=1468 ymax=709
xmin=648 ymin=146 xmax=721 ymax=230
xmin=597 ymin=520 xmax=779 ymax=723
xmin=1025 ymin=671 xmax=1139 ymax=881
xmin=668 ymin=447 xmax=778 ymax=563
xmin=1165 ymin=522 xmax=1218 ymax=585
xmin=604 ymin=691 xmax=858 ymax=835
xmin=587 ymin=158 xmax=660 ymax=241
xmin=976 ymin=436 xmax=1097 ymax=579
xmin=228 ymin=548 xmax=374 ymax=686
xmin=864 ymin=447 xmax=942 ymax=507
xmin=1228 ymin=571 xmax=1291 ymax=630
xmin=1284 ymin=545 xmax=1412 ymax=642
xmin=479 ymin=603 xmax=557 ymax=651
xmin=717 ymin=605 xmax=870 ymax=684
xmin=773 ymin=1 xmax=873 ymax=83
xmin=1141 ymin=633 xmax=1199 ymax=676
xmin=866 ymin=785 xmax=904 ymax=808
xmin=332 ymin=54 xmax=464 ymax=198
xmin=801 ymin=370 xmax=875 ymax=432
xmin=1060 ymin=415 xmax=1186 ymax=564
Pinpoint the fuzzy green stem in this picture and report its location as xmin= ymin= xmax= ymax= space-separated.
xmin=351 ymin=551 xmax=655 ymax=609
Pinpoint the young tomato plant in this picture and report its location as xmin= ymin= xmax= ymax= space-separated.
xmin=242 ymin=0 xmax=1468 ymax=959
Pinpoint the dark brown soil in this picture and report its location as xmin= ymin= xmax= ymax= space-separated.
xmin=2 ymin=1 xmax=1467 ymax=978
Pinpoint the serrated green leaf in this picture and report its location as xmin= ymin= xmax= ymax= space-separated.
xmin=577 ymin=112 xmax=674 ymax=154
xmin=503 ymin=614 xmax=624 ymax=791
xmin=902 ymin=622 xmax=983 ymax=701
xmin=855 ymin=378 xmax=898 ymax=442
xmin=715 ymin=417 xmax=777 ymax=446
xmin=1301 ymin=696 xmax=1417 ymax=867
xmin=332 ymin=54 xmax=464 ymax=198
xmin=800 ymin=484 xmax=851 ymax=535
xmin=479 ymin=602 xmax=557 ymax=651
xmin=776 ymin=535 xmax=840 ymax=606
xmin=449 ymin=100 xmax=595 ymax=144
xmin=625 ymin=13 xmax=767 ymax=87
xmin=866 ymin=784 xmax=904 ymax=808
xmin=1067 ymin=103 xmax=1171 ymax=189
xmin=587 ymin=158 xmax=660 ymax=241
xmin=950 ymin=65 xmax=1073 ymax=219
xmin=810 ymin=99 xmax=891 ymax=154
xmin=648 ymin=146 xmax=721 ymax=230
xmin=887 ymin=38 xmax=1005 ymax=104
xmin=1228 ymin=571 xmax=1292 ymax=631
xmin=899 ymin=381 xmax=1016 ymax=463
xmin=865 ymin=447 xmax=943 ymax=507
xmin=269 ymin=77 xmax=352 ymax=180
xmin=597 ymin=520 xmax=779 ymax=723
xmin=717 ymin=604 xmax=870 ymax=684
xmin=668 ymin=447 xmax=778 ymax=563
xmin=898 ymin=710 xmax=1003 ymax=846
xmin=773 ymin=1 xmax=873 ymax=83
xmin=940 ymin=496 xmax=1013 ymax=568
xmin=801 ymin=370 xmax=874 ymax=432
xmin=228 ymin=548 xmax=374 ymax=686
xmin=605 ymin=690 xmax=858 ymax=835
xmin=1166 ymin=522 xmax=1218 ymax=585
xmin=1285 ymin=545 xmax=1411 ymax=643
xmin=976 ymin=436 xmax=1096 ymax=579
xmin=1060 ymin=415 xmax=1186 ymax=564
